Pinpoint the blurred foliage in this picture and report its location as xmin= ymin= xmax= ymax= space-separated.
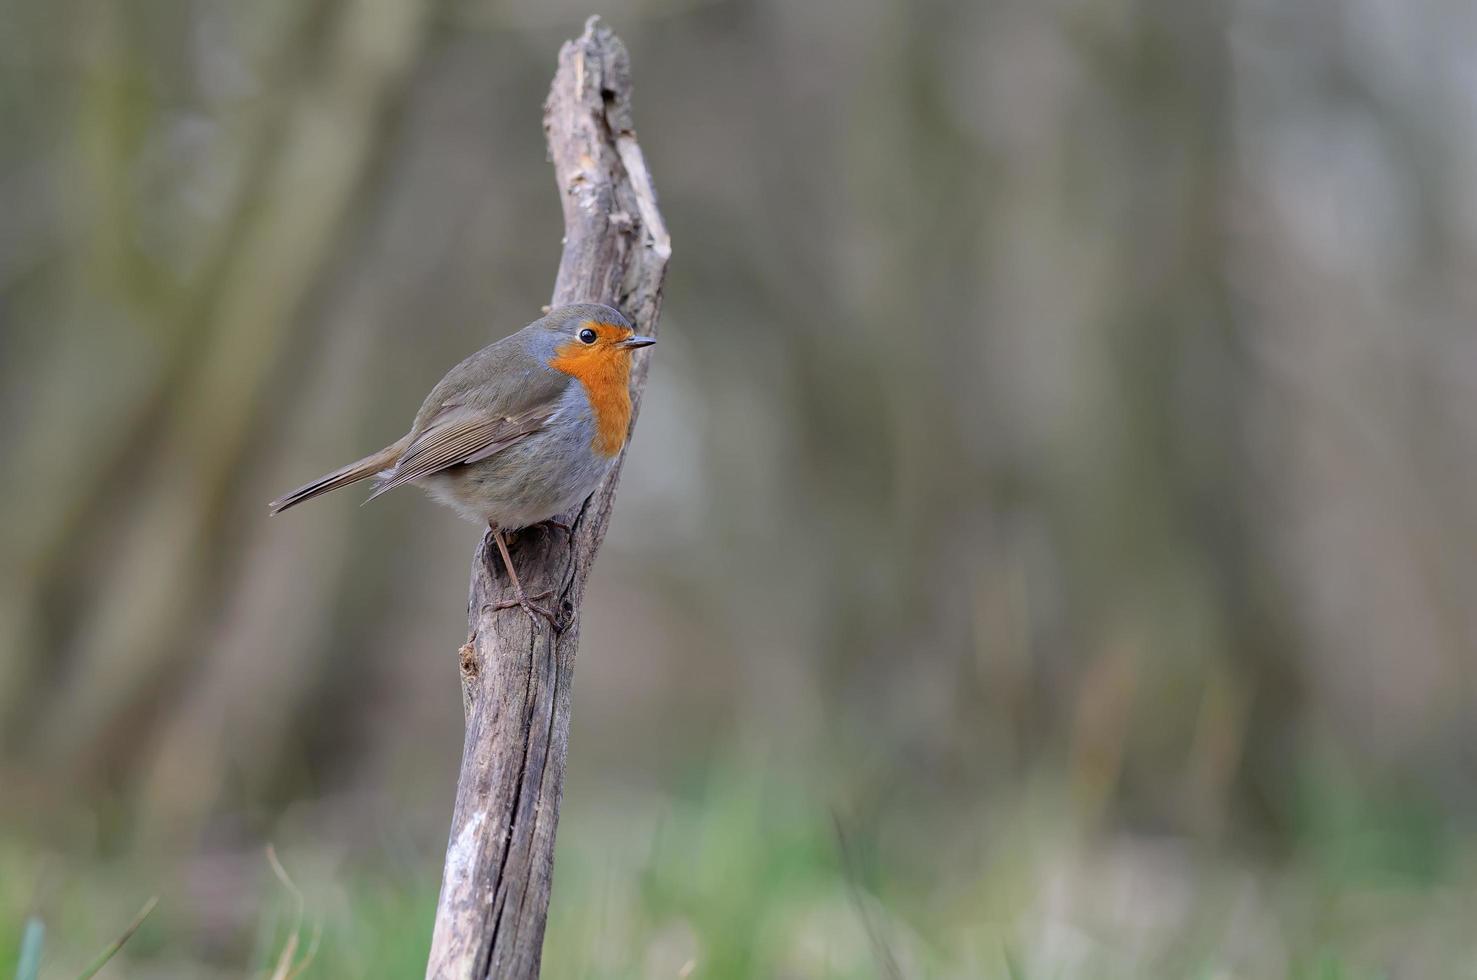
xmin=2 ymin=0 xmax=1476 ymax=974
xmin=6 ymin=763 xmax=1477 ymax=977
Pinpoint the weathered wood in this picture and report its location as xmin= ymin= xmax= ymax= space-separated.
xmin=425 ymin=18 xmax=670 ymax=980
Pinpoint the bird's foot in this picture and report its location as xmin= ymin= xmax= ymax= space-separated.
xmin=490 ymin=588 xmax=566 ymax=632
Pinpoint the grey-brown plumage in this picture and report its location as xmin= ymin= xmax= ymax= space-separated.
xmin=268 ymin=303 xmax=654 ymax=534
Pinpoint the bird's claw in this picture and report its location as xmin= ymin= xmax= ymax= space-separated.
xmin=490 ymin=589 xmax=567 ymax=632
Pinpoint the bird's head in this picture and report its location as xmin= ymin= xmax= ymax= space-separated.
xmin=531 ymin=303 xmax=655 ymax=377
xmin=527 ymin=303 xmax=653 ymax=456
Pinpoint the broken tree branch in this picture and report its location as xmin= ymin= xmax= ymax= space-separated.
xmin=425 ymin=17 xmax=670 ymax=980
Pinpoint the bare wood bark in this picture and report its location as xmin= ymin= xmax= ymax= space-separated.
xmin=425 ymin=18 xmax=670 ymax=980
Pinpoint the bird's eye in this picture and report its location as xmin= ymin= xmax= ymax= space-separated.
xmin=578 ymin=327 xmax=598 ymax=345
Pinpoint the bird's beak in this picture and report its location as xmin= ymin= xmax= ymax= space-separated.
xmin=618 ymin=336 xmax=657 ymax=350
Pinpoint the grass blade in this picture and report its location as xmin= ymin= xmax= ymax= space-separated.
xmin=265 ymin=844 xmax=319 ymax=980
xmin=14 ymin=917 xmax=44 ymax=980
xmin=75 ymin=896 xmax=158 ymax=980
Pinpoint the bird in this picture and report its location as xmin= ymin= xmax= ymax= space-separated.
xmin=269 ymin=302 xmax=655 ymax=628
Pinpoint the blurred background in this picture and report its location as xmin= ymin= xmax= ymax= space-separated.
xmin=2 ymin=0 xmax=1476 ymax=976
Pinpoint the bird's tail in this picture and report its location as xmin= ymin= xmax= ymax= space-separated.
xmin=268 ymin=440 xmax=406 ymax=515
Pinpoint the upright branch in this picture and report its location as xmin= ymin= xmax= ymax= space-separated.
xmin=424 ymin=17 xmax=670 ymax=980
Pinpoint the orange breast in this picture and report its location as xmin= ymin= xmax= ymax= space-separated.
xmin=548 ymin=322 xmax=635 ymax=457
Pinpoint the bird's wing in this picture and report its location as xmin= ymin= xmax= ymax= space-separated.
xmin=365 ymin=399 xmax=560 ymax=502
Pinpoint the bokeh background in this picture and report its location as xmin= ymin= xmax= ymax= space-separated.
xmin=3 ymin=0 xmax=1476 ymax=976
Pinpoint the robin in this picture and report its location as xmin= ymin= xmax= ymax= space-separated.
xmin=269 ymin=302 xmax=655 ymax=627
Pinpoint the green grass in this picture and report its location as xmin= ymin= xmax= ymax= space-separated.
xmin=5 ymin=765 xmax=1477 ymax=978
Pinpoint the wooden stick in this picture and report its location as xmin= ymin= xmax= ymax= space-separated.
xmin=425 ymin=17 xmax=670 ymax=979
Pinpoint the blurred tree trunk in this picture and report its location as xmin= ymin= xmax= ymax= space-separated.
xmin=1081 ymin=0 xmax=1304 ymax=834
xmin=18 ymin=0 xmax=432 ymax=792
